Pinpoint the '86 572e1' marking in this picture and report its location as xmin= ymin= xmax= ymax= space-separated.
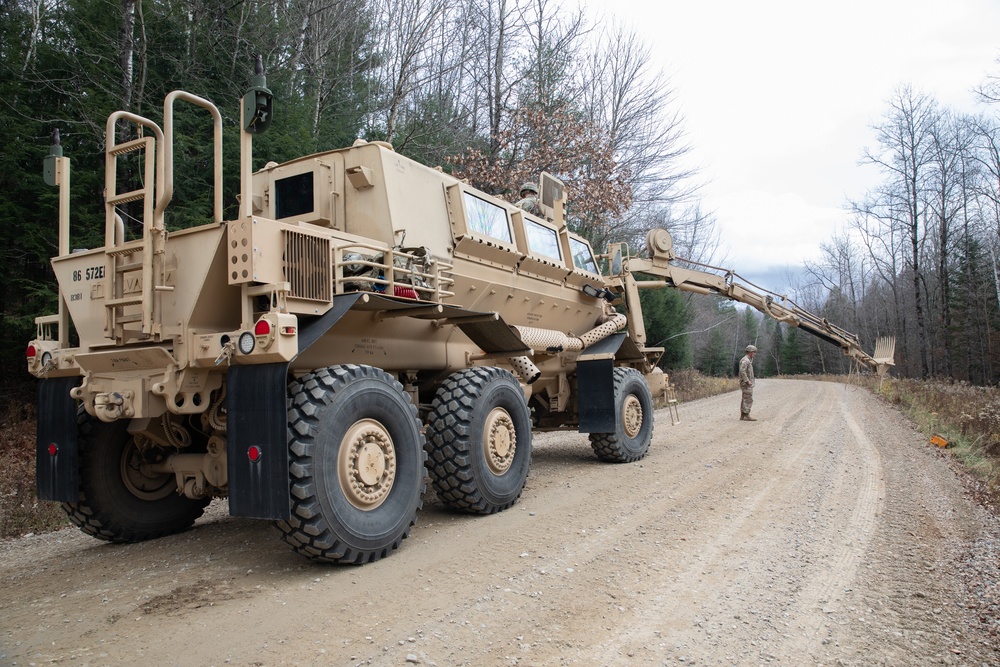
xmin=72 ymin=266 xmax=105 ymax=281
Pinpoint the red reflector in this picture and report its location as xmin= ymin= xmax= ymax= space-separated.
xmin=394 ymin=285 xmax=418 ymax=299
xmin=247 ymin=446 xmax=263 ymax=462
xmin=280 ymin=326 xmax=297 ymax=335
xmin=48 ymin=443 xmax=58 ymax=456
xmin=26 ymin=345 xmax=37 ymax=358
xmin=254 ymin=319 xmax=271 ymax=336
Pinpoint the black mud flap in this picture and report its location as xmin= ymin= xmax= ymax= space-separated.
xmin=577 ymin=333 xmax=627 ymax=433
xmin=227 ymin=363 xmax=291 ymax=520
xmin=36 ymin=377 xmax=82 ymax=502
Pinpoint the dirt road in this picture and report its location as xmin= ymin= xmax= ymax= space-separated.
xmin=2 ymin=379 xmax=999 ymax=666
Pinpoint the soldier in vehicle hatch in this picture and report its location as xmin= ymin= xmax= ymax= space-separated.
xmin=516 ymin=182 xmax=541 ymax=216
xmin=739 ymin=344 xmax=757 ymax=421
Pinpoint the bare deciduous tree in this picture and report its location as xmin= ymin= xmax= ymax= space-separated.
xmin=852 ymin=85 xmax=939 ymax=378
xmin=578 ymin=23 xmax=696 ymax=226
xmin=365 ymin=0 xmax=450 ymax=142
xmin=921 ymin=110 xmax=974 ymax=375
xmin=519 ymin=0 xmax=586 ymax=112
xmin=461 ymin=0 xmax=531 ymax=159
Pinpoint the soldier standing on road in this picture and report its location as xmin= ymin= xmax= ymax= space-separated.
xmin=516 ymin=182 xmax=541 ymax=216
xmin=739 ymin=344 xmax=757 ymax=421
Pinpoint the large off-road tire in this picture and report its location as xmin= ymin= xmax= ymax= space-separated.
xmin=425 ymin=367 xmax=532 ymax=514
xmin=62 ymin=408 xmax=210 ymax=542
xmin=275 ymin=365 xmax=426 ymax=564
xmin=589 ymin=367 xmax=654 ymax=463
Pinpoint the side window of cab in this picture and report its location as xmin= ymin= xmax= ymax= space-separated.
xmin=569 ymin=235 xmax=599 ymax=274
xmin=448 ymin=185 xmax=522 ymax=268
xmin=524 ymin=218 xmax=562 ymax=261
xmin=463 ymin=192 xmax=513 ymax=243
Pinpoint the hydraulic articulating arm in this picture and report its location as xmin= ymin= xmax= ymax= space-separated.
xmin=607 ymin=229 xmax=895 ymax=376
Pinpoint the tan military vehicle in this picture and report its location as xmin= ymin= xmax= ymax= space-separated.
xmin=28 ymin=66 xmax=894 ymax=563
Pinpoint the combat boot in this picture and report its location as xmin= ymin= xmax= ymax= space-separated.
xmin=743 ymin=414 xmax=757 ymax=421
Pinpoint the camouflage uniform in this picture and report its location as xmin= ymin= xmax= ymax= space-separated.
xmin=739 ymin=345 xmax=756 ymax=421
xmin=516 ymin=182 xmax=541 ymax=216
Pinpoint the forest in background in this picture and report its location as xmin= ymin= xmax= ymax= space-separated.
xmin=3 ymin=0 xmax=1000 ymax=406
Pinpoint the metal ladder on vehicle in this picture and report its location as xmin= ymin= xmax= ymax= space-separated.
xmin=102 ymin=113 xmax=168 ymax=342
xmin=101 ymin=95 xmax=223 ymax=342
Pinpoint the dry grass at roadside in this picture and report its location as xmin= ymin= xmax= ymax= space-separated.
xmin=668 ymin=368 xmax=739 ymax=402
xmin=878 ymin=376 xmax=1000 ymax=505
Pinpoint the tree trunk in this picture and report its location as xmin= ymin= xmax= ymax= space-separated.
xmin=117 ymin=0 xmax=137 ymax=143
xmin=22 ymin=0 xmax=44 ymax=74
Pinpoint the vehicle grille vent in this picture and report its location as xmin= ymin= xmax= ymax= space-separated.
xmin=284 ymin=230 xmax=331 ymax=302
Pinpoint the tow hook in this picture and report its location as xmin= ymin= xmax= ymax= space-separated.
xmin=94 ymin=391 xmax=134 ymax=422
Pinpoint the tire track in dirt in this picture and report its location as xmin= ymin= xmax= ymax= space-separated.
xmin=777 ymin=391 xmax=886 ymax=661
xmin=316 ymin=401 xmax=819 ymax=665
xmin=384 ymin=383 xmax=838 ymax=665
xmin=581 ymin=381 xmax=844 ymax=665
xmin=816 ymin=387 xmax=999 ymax=666
xmin=0 ymin=384 xmax=820 ymax=666
xmin=234 ymin=380 xmax=857 ymax=666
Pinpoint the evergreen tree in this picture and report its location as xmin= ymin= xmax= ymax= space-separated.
xmin=760 ymin=319 xmax=783 ymax=377
xmin=693 ymin=298 xmax=737 ymax=376
xmin=741 ymin=306 xmax=760 ymax=348
xmin=639 ymin=288 xmax=694 ymax=369
xmin=696 ymin=326 xmax=731 ymax=377
xmin=780 ymin=326 xmax=810 ymax=375
xmin=951 ymin=235 xmax=996 ymax=383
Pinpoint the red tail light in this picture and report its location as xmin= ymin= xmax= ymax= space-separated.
xmin=254 ymin=319 xmax=272 ymax=336
xmin=26 ymin=344 xmax=37 ymax=359
xmin=248 ymin=445 xmax=263 ymax=462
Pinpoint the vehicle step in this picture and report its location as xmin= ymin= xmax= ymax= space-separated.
xmin=106 ymin=296 xmax=143 ymax=307
xmin=106 ymin=188 xmax=147 ymax=206
xmin=107 ymin=138 xmax=150 ymax=157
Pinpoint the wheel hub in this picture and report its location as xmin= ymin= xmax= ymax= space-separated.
xmin=623 ymin=395 xmax=643 ymax=439
xmin=339 ymin=419 xmax=396 ymax=510
xmin=121 ymin=441 xmax=176 ymax=501
xmin=484 ymin=408 xmax=516 ymax=475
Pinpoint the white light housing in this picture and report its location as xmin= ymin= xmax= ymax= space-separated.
xmin=238 ymin=331 xmax=256 ymax=355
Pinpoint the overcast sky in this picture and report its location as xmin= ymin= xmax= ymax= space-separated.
xmin=586 ymin=0 xmax=1000 ymax=292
